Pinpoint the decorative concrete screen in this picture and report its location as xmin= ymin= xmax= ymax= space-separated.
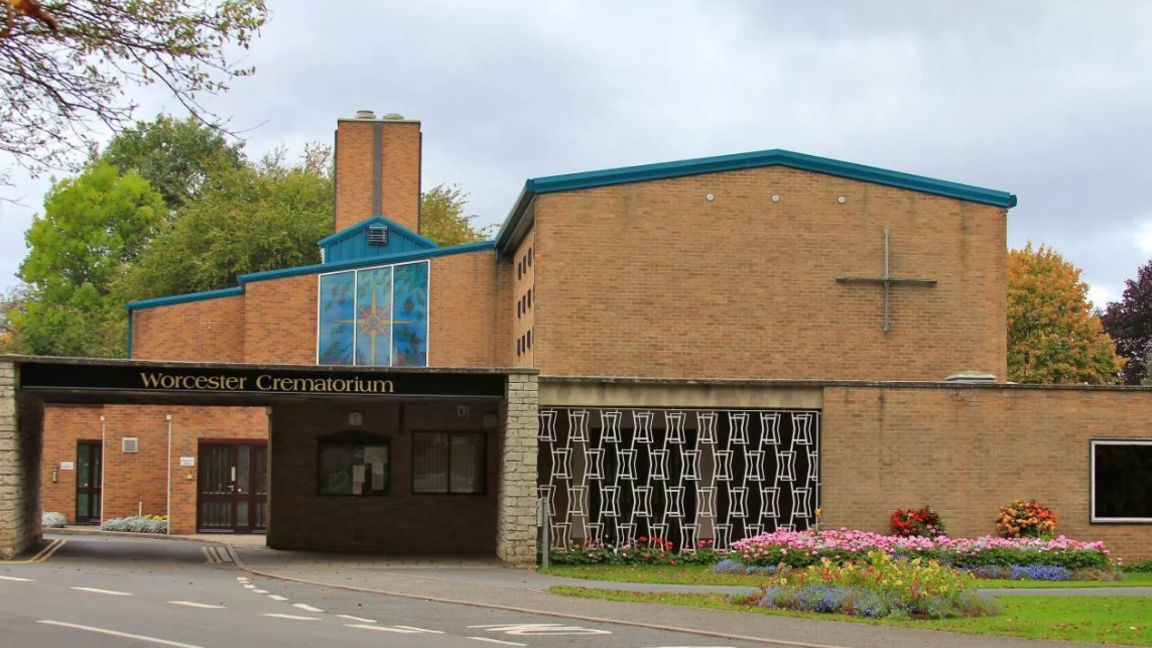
xmin=538 ymin=407 xmax=820 ymax=551
xmin=317 ymin=260 xmax=429 ymax=367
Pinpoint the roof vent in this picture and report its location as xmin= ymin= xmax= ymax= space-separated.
xmin=382 ymin=112 xmax=404 ymax=121
xmin=945 ymin=371 xmax=997 ymax=384
xmin=355 ymin=110 xmax=376 ymax=119
xmin=367 ymin=225 xmax=389 ymax=246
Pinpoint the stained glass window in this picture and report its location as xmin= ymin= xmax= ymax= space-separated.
xmin=392 ymin=262 xmax=429 ymax=367
xmin=355 ymin=267 xmax=393 ymax=366
xmin=317 ymin=261 xmax=429 ymax=367
xmin=318 ymin=272 xmax=355 ymax=365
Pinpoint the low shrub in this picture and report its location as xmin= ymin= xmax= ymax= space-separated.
xmin=41 ymin=512 xmax=67 ymax=528
xmin=757 ymin=552 xmax=1000 ymax=619
xmin=548 ymin=537 xmax=719 ymax=566
xmin=101 ymin=515 xmax=168 ymax=534
xmin=890 ymin=506 xmax=947 ymax=537
xmin=713 ymin=558 xmax=777 ymax=576
xmin=1124 ymin=559 xmax=1152 ymax=573
xmin=995 ymin=499 xmax=1057 ymax=539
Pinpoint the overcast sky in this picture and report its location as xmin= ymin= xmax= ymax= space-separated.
xmin=2 ymin=0 xmax=1150 ymax=306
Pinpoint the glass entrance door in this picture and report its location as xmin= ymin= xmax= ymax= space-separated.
xmin=197 ymin=443 xmax=267 ymax=533
xmin=75 ymin=442 xmax=102 ymax=524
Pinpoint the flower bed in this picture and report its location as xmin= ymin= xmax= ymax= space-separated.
xmin=100 ymin=515 xmax=168 ymax=534
xmin=548 ymin=538 xmax=720 ymax=565
xmin=732 ymin=529 xmax=1111 ymax=570
xmin=756 ymin=551 xmax=1000 ymax=619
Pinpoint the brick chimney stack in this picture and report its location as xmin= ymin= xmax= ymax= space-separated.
xmin=333 ymin=110 xmax=422 ymax=234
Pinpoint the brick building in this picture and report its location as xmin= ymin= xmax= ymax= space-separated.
xmin=32 ymin=111 xmax=1152 ymax=562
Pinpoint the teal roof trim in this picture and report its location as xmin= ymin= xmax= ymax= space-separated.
xmin=317 ymin=214 xmax=437 ymax=249
xmin=497 ymin=148 xmax=1017 ymax=252
xmin=126 ymin=286 xmax=245 ymax=311
xmin=238 ymin=241 xmax=497 ymax=284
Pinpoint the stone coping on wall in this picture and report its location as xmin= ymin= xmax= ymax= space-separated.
xmin=0 ymin=355 xmax=538 ymax=377
xmin=541 ymin=374 xmax=1152 ymax=393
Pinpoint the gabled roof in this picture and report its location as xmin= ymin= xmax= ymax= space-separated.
xmin=496 ymin=148 xmax=1018 ymax=254
xmin=318 ymin=214 xmax=438 ymax=252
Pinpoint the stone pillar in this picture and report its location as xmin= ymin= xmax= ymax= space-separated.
xmin=0 ymin=362 xmax=40 ymax=560
xmin=496 ymin=373 xmax=538 ymax=567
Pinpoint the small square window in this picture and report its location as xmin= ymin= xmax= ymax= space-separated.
xmin=318 ymin=435 xmax=390 ymax=496
xmin=413 ymin=433 xmax=486 ymax=494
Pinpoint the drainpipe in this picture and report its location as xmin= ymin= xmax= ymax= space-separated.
xmin=166 ymin=414 xmax=173 ymax=527
xmin=99 ymin=415 xmax=106 ymax=524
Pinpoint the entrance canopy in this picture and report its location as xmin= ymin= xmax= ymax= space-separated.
xmin=0 ymin=355 xmax=539 ymax=565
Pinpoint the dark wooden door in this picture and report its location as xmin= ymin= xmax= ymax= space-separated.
xmin=75 ymin=442 xmax=102 ymax=524
xmin=197 ymin=443 xmax=267 ymax=533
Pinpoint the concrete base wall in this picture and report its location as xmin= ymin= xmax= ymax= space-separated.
xmin=0 ymin=362 xmax=40 ymax=560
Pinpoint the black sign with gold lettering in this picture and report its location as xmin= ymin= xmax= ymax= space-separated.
xmin=18 ymin=361 xmax=507 ymax=398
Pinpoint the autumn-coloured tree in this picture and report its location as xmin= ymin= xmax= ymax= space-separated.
xmin=1101 ymin=260 xmax=1152 ymax=385
xmin=1007 ymin=243 xmax=1121 ymax=384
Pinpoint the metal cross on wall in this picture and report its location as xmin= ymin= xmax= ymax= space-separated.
xmin=835 ymin=228 xmax=937 ymax=333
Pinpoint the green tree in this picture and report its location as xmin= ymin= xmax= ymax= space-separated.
xmin=95 ymin=114 xmax=245 ymax=211
xmin=13 ymin=163 xmax=166 ymax=356
xmin=1 ymin=1 xmax=267 ymax=179
xmin=116 ymin=145 xmax=333 ymax=300
xmin=420 ymin=184 xmax=495 ymax=246
xmin=1007 ymin=243 xmax=1122 ymax=384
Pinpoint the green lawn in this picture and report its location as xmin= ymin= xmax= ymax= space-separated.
xmin=541 ymin=564 xmax=1152 ymax=589
xmin=551 ymin=587 xmax=1152 ymax=646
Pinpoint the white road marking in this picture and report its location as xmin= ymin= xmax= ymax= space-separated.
xmin=469 ymin=623 xmax=612 ymax=636
xmin=337 ymin=614 xmax=377 ymax=623
xmin=466 ymin=638 xmax=528 ymax=647
xmin=38 ymin=620 xmax=208 ymax=648
xmin=268 ymin=595 xmax=289 ymax=601
xmin=71 ymin=587 xmax=133 ymax=596
xmin=169 ymin=601 xmax=226 ymax=609
xmin=345 ymin=622 xmax=440 ymax=631
xmin=261 ymin=613 xmax=320 ymax=621
xmin=394 ymin=626 xmax=444 ymax=634
xmin=236 ymin=577 xmax=249 ymax=582
xmin=0 ymin=575 xmax=33 ymax=582
xmin=242 ymin=584 xmax=256 ymax=589
xmin=346 ymin=624 xmax=424 ymax=634
xmin=252 ymin=589 xmax=269 ymax=594
xmin=293 ymin=603 xmax=323 ymax=612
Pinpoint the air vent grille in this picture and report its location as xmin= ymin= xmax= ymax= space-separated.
xmin=122 ymin=437 xmax=139 ymax=453
xmin=367 ymin=225 xmax=389 ymax=246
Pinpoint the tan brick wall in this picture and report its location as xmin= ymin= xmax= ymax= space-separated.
xmin=334 ymin=119 xmax=421 ymax=234
xmin=822 ymin=385 xmax=1152 ymax=561
xmin=511 ymin=228 xmax=536 ymax=367
xmin=42 ymin=405 xmax=266 ymax=533
xmin=41 ymin=406 xmax=104 ymax=523
xmin=131 ymin=295 xmax=245 ymax=362
xmin=267 ymin=399 xmax=501 ymax=553
xmin=533 ymin=167 xmax=1007 ymax=381
xmin=242 ymin=276 xmax=318 ymax=365
xmin=428 ymin=250 xmax=506 ymax=367
xmin=167 ymin=406 xmax=268 ymax=535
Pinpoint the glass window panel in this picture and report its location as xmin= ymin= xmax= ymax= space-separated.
xmin=355 ymin=267 xmax=393 ymax=367
xmin=318 ymin=444 xmax=354 ymax=495
xmin=236 ymin=446 xmax=250 ymax=494
xmin=237 ymin=501 xmax=249 ymax=527
xmin=318 ymin=272 xmax=356 ymax=365
xmin=391 ymin=261 xmax=429 ymax=367
xmin=1094 ymin=442 xmax=1152 ymax=519
xmin=450 ymin=434 xmax=485 ymax=494
xmin=77 ymin=494 xmax=89 ymax=518
xmin=77 ymin=448 xmax=90 ymax=487
xmin=317 ymin=441 xmax=389 ymax=496
xmin=413 ymin=434 xmax=449 ymax=493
